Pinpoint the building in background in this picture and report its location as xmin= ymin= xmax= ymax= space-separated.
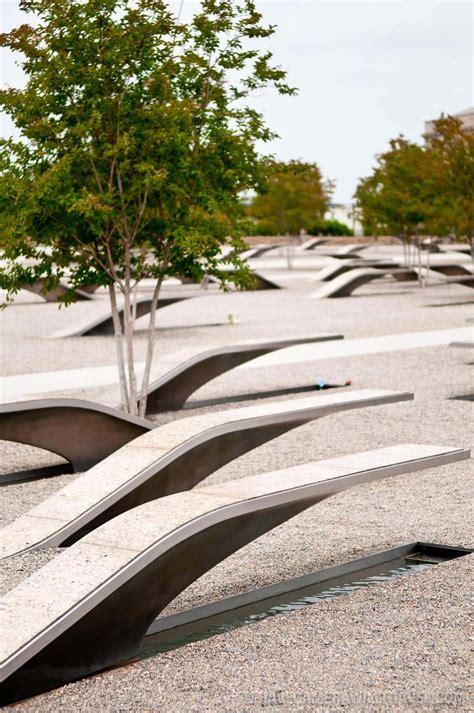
xmin=424 ymin=106 xmax=474 ymax=143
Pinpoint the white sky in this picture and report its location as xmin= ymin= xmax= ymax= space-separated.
xmin=0 ymin=0 xmax=472 ymax=203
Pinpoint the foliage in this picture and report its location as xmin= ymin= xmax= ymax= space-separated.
xmin=355 ymin=116 xmax=473 ymax=256
xmin=247 ymin=160 xmax=332 ymax=236
xmin=428 ymin=116 xmax=474 ymax=246
xmin=0 ymin=0 xmax=295 ymax=414
xmin=308 ymin=219 xmax=353 ymax=236
xmin=354 ymin=137 xmax=437 ymax=241
xmin=245 ymin=219 xmax=279 ymax=236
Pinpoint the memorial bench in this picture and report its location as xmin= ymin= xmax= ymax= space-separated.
xmin=0 ymin=389 xmax=411 ymax=558
xmin=0 ymin=333 xmax=343 ymax=472
xmin=0 ymin=442 xmax=468 ymax=701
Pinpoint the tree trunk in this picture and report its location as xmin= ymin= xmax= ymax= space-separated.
xmin=108 ymin=284 xmax=129 ymax=411
xmin=138 ymin=276 xmax=164 ymax=417
xmin=122 ymin=277 xmax=138 ymax=416
xmin=415 ymin=233 xmax=423 ymax=287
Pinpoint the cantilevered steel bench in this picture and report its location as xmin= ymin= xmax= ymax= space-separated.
xmin=50 ymin=293 xmax=191 ymax=337
xmin=141 ymin=334 xmax=343 ymax=412
xmin=0 ymin=389 xmax=412 ymax=558
xmin=299 ymin=237 xmax=330 ymax=250
xmin=0 ymin=443 xmax=468 ymax=701
xmin=314 ymin=260 xmax=401 ymax=282
xmin=20 ymin=280 xmax=94 ymax=303
xmin=308 ymin=267 xmax=419 ymax=298
xmin=314 ymin=260 xmax=473 ymax=284
xmin=429 ymin=276 xmax=474 ymax=289
xmin=241 ymin=244 xmax=280 ymax=259
xmin=0 ymin=333 xmax=343 ymax=470
xmin=427 ymin=263 xmax=474 ymax=277
xmin=313 ymin=244 xmax=370 ymax=260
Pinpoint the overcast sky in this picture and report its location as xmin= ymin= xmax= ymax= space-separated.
xmin=0 ymin=1 xmax=472 ymax=203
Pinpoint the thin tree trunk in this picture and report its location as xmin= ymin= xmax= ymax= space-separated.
xmin=416 ymin=234 xmax=423 ymax=287
xmin=138 ymin=275 xmax=165 ymax=417
xmin=286 ymin=231 xmax=294 ymax=270
xmin=122 ymin=278 xmax=138 ymax=416
xmin=108 ymin=284 xmax=129 ymax=410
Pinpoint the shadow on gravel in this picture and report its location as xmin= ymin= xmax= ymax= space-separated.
xmin=184 ymin=383 xmax=351 ymax=410
xmin=0 ymin=463 xmax=73 ymax=486
xmin=427 ymin=301 xmax=474 ymax=308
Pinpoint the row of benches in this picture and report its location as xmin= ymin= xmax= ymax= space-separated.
xmin=0 ymin=326 xmax=471 ymax=700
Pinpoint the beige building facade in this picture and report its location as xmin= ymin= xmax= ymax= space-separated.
xmin=424 ymin=106 xmax=474 ymax=142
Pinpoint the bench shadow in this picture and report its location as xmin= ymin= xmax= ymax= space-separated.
xmin=182 ymin=383 xmax=349 ymax=410
xmin=0 ymin=463 xmax=74 ymax=486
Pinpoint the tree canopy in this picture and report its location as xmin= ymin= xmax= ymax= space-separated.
xmin=355 ymin=116 xmax=473 ymax=253
xmin=247 ymin=160 xmax=332 ymax=236
xmin=0 ymin=0 xmax=295 ymax=414
xmin=354 ymin=137 xmax=437 ymax=241
xmin=428 ymin=116 xmax=473 ymax=244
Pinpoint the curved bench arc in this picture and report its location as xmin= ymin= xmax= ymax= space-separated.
xmin=0 ymin=400 xmax=151 ymax=471
xmin=21 ymin=281 xmax=93 ymax=303
xmin=0 ymin=390 xmax=412 ymax=559
xmin=144 ymin=333 xmax=343 ymax=411
xmin=51 ymin=294 xmax=190 ymax=337
xmin=0 ymin=335 xmax=344 ymax=460
xmin=309 ymin=268 xmax=387 ymax=298
xmin=315 ymin=260 xmax=400 ymax=283
xmin=0 ymin=443 xmax=468 ymax=699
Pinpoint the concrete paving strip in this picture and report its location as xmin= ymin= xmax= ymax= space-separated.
xmin=1 ymin=327 xmax=472 ymax=401
xmin=241 ymin=326 xmax=473 ymax=368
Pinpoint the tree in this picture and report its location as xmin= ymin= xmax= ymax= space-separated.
xmin=428 ymin=116 xmax=474 ymax=256
xmin=355 ymin=116 xmax=474 ymax=261
xmin=247 ymin=160 xmax=332 ymax=236
xmin=308 ymin=219 xmax=353 ymax=236
xmin=354 ymin=137 xmax=437 ymax=264
xmin=0 ymin=0 xmax=295 ymax=415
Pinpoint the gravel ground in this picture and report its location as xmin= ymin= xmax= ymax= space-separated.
xmin=0 ymin=273 xmax=473 ymax=711
xmin=11 ymin=556 xmax=473 ymax=713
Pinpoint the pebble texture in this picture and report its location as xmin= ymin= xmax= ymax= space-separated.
xmin=0 ymin=266 xmax=472 ymax=710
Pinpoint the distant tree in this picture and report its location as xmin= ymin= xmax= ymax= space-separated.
xmin=355 ymin=116 xmax=474 ymax=262
xmin=0 ymin=0 xmax=295 ymax=415
xmin=354 ymin=137 xmax=437 ymax=264
xmin=308 ymin=219 xmax=353 ymax=236
xmin=428 ymin=116 xmax=474 ymax=256
xmin=248 ymin=160 xmax=332 ymax=237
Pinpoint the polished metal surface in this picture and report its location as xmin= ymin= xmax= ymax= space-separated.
xmin=80 ymin=295 xmax=188 ymax=336
xmin=309 ymin=268 xmax=387 ymax=298
xmin=21 ymin=281 xmax=93 ymax=302
xmin=144 ymin=334 xmax=343 ymax=412
xmin=0 ymin=400 xmax=151 ymax=471
xmin=317 ymin=260 xmax=400 ymax=282
xmin=309 ymin=266 xmax=435 ymax=299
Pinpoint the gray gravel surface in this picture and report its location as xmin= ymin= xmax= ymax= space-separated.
xmin=0 ymin=273 xmax=473 ymax=711
xmin=11 ymin=555 xmax=473 ymax=713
